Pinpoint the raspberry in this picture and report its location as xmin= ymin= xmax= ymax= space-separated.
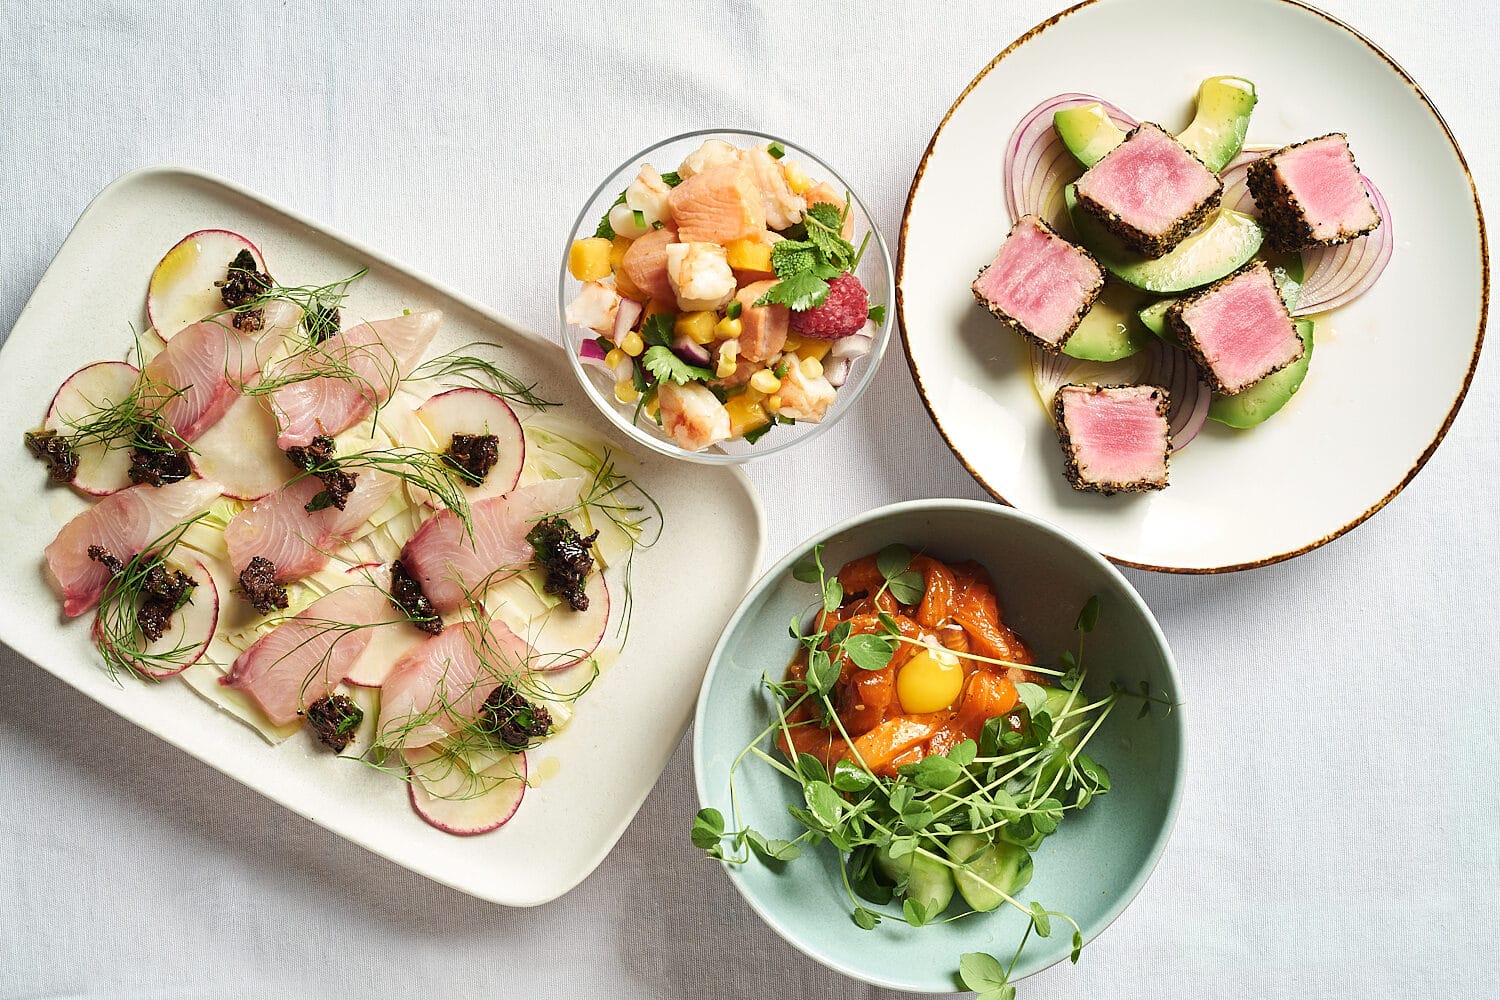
xmin=791 ymin=273 xmax=869 ymax=339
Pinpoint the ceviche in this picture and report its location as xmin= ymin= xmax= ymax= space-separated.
xmin=28 ymin=229 xmax=658 ymax=836
xmin=693 ymin=544 xmax=1172 ymax=996
xmin=565 ymin=137 xmax=884 ymax=452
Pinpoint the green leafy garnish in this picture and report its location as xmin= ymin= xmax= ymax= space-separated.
xmin=639 ymin=312 xmax=676 ymax=348
xmin=754 ymin=197 xmax=856 ymax=312
xmin=594 ymin=189 xmax=627 ymax=240
xmin=641 ymin=345 xmax=713 ymax=386
xmin=868 ymin=303 xmax=887 ymax=325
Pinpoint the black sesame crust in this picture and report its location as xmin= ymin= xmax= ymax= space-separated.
xmin=1052 ymin=383 xmax=1170 ymax=495
xmin=1245 ymin=133 xmax=1382 ymax=252
xmin=1165 ymin=262 xmax=1304 ymax=395
xmin=1075 ymin=123 xmax=1222 ymax=258
xmin=970 ymin=215 xmax=1105 ymax=353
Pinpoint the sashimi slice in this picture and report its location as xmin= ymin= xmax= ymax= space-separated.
xmin=378 ymin=617 xmax=532 ymax=749
xmin=270 ymin=309 xmax=442 ymax=448
xmin=398 ymin=477 xmax=585 ymax=613
xmin=972 ymin=215 xmax=1104 ymax=350
xmin=224 ymin=470 xmax=400 ymax=583
xmin=45 ymin=479 xmax=223 ymax=617
xmin=220 ymin=585 xmax=392 ymax=727
xmin=188 ymin=394 xmax=289 ymax=501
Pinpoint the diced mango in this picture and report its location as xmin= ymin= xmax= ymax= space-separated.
xmin=724 ymin=393 xmax=770 ymax=437
xmin=725 ymin=237 xmax=774 ymax=274
xmin=675 ymin=311 xmax=718 ymax=346
xmin=715 ymin=316 xmax=743 ymax=339
xmin=568 ymin=238 xmax=614 ymax=281
xmin=795 ymin=338 xmax=834 ymax=362
xmin=643 ymin=298 xmax=675 ymax=321
xmin=783 ymin=160 xmax=812 ymax=195
xmin=609 ymin=235 xmax=633 ymax=269
xmin=613 ymin=264 xmax=648 ymax=302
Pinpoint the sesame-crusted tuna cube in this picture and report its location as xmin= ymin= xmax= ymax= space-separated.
xmin=1052 ymin=383 xmax=1171 ymax=494
xmin=1074 ymin=123 xmax=1223 ymax=258
xmin=971 ymin=215 xmax=1104 ymax=352
xmin=1245 ymin=133 xmax=1381 ymax=251
xmin=1166 ymin=262 xmax=1304 ymax=395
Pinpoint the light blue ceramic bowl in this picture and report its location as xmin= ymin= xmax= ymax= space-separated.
xmin=692 ymin=500 xmax=1184 ymax=992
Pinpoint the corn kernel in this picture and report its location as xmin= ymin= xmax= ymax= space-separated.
xmin=609 ymin=235 xmax=633 ymax=269
xmin=715 ymin=356 xmax=737 ymax=379
xmin=725 ymin=237 xmax=773 ymax=273
xmin=715 ymin=316 xmax=743 ymax=339
xmin=800 ymin=356 xmax=824 ymax=380
xmin=613 ymin=264 xmax=647 ymax=302
xmin=604 ymin=348 xmax=628 ymax=368
xmin=723 ymin=394 xmax=770 ymax=437
xmin=795 ymin=338 xmax=834 ymax=362
xmin=568 ymin=238 xmax=614 ymax=282
xmin=783 ymin=159 xmax=812 ymax=195
xmin=750 ymin=369 xmax=782 ymax=394
xmin=645 ymin=395 xmax=661 ymax=419
xmin=676 ymin=311 xmax=718 ymax=346
xmin=765 ymin=394 xmax=783 ymax=414
xmin=614 ymin=381 xmax=640 ymax=404
xmin=620 ymin=331 xmax=645 ymax=357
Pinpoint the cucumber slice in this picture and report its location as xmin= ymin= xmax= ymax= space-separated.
xmin=1066 ymin=185 xmax=1264 ymax=294
xmin=1054 ymin=103 xmax=1127 ymax=168
xmin=948 ymin=833 xmax=1033 ymax=912
xmin=1062 ymin=283 xmax=1153 ymax=361
xmin=1208 ymin=318 xmax=1314 ymax=428
xmin=1177 ymin=76 xmax=1258 ymax=172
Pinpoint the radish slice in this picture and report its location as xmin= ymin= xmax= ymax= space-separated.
xmin=1004 ymin=94 xmax=1138 ymax=231
xmin=1142 ymin=340 xmax=1211 ymax=452
xmin=413 ymin=388 xmax=525 ymax=503
xmin=147 ymin=230 xmax=266 ymax=340
xmin=43 ymin=360 xmax=140 ymax=496
xmin=188 ymin=394 xmax=288 ymax=500
xmin=407 ymin=746 xmax=527 ymax=836
xmin=92 ymin=556 xmax=220 ymax=680
xmin=496 ymin=572 xmax=608 ymax=671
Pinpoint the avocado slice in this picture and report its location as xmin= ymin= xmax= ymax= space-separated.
xmin=1062 ymin=282 xmax=1153 ymax=361
xmin=1065 ymin=185 xmax=1264 ymax=294
xmin=1054 ymin=103 xmax=1127 ymax=168
xmin=1136 ymin=252 xmax=1301 ymax=342
xmin=1137 ymin=299 xmax=1177 ymax=342
xmin=1177 ymin=76 xmax=1257 ymax=173
xmin=1208 ymin=318 xmax=1314 ymax=428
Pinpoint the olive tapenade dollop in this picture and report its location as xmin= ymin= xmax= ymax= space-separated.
xmin=479 ymin=684 xmax=552 ymax=751
xmin=285 ymin=435 xmax=358 ymax=512
xmin=217 ymin=249 xmax=272 ymax=332
xmin=390 ymin=558 xmax=442 ymax=634
xmin=305 ymin=694 xmax=363 ymax=753
xmin=444 ymin=433 xmax=501 ymax=484
xmin=238 ymin=555 xmax=289 ymax=615
xmin=126 ymin=427 xmax=192 ymax=487
xmin=24 ymin=429 xmax=79 ymax=484
xmin=526 ymin=516 xmax=598 ymax=612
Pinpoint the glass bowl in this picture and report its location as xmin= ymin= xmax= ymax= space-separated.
xmin=558 ymin=129 xmax=894 ymax=464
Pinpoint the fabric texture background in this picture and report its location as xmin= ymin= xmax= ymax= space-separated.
xmin=0 ymin=1 xmax=1495 ymax=997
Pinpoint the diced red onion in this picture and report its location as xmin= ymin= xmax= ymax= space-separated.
xmin=829 ymin=322 xmax=876 ymax=360
xmin=825 ymin=357 xmax=853 ymax=387
xmin=578 ymin=337 xmax=612 ymax=372
xmin=672 ymin=334 xmax=712 ymax=367
xmin=1003 ymin=93 xmax=1137 ymax=231
xmin=612 ymin=297 xmax=644 ymax=342
xmin=1142 ymin=339 xmax=1210 ymax=452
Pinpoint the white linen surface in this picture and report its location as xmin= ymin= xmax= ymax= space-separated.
xmin=1 ymin=1 xmax=1495 ymax=997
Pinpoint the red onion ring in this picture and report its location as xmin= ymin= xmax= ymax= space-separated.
xmin=1004 ymin=93 xmax=1138 ymax=231
xmin=1029 ymin=344 xmax=1152 ymax=409
xmin=1143 ymin=339 xmax=1210 ymax=452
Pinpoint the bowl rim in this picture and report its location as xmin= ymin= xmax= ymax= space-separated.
xmin=690 ymin=497 xmax=1187 ymax=992
xmin=557 ymin=127 xmax=896 ymax=465
xmin=894 ymin=0 xmax=1488 ymax=574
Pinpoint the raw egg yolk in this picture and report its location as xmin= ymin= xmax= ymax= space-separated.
xmin=896 ymin=646 xmax=963 ymax=714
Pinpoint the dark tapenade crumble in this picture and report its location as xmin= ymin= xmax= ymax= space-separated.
xmin=443 ymin=433 xmax=500 ymax=484
xmin=304 ymin=694 xmax=363 ymax=753
xmin=24 ymin=429 xmax=79 ymax=484
xmin=126 ymin=426 xmax=192 ymax=487
xmin=216 ymin=249 xmax=272 ymax=332
xmin=389 ymin=558 xmax=442 ymax=634
xmin=238 ymin=555 xmax=289 ymax=615
xmin=89 ymin=545 xmax=196 ymax=643
xmin=303 ymin=301 xmax=341 ymax=345
xmin=526 ymin=516 xmax=598 ymax=612
xmin=285 ymin=435 xmax=358 ymax=512
xmin=478 ymin=684 xmax=552 ymax=751
xmin=87 ymin=544 xmax=126 ymax=576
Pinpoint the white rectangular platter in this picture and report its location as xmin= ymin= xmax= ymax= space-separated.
xmin=0 ymin=166 xmax=764 ymax=906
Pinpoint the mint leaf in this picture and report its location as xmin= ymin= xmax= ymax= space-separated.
xmin=641 ymin=345 xmax=711 ymax=386
xmin=770 ymin=239 xmax=816 ymax=279
xmin=755 ymin=271 xmax=830 ymax=311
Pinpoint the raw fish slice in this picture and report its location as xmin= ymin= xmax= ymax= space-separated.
xmin=45 ymin=479 xmax=224 ymax=616
xmin=270 ymin=310 xmax=442 ymax=448
xmin=1074 ymin=123 xmax=1222 ymax=257
xmin=1168 ymin=263 xmax=1303 ymax=394
xmin=224 ymin=470 xmax=400 ymax=582
xmin=1053 ymin=383 xmax=1170 ymax=494
xmin=399 ymin=477 xmax=584 ymax=613
xmin=378 ymin=616 xmax=532 ymax=749
xmin=972 ymin=215 xmax=1104 ymax=350
xmin=220 ymin=585 xmax=392 ymax=726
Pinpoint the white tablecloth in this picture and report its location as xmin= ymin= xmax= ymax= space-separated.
xmin=2 ymin=2 xmax=1495 ymax=997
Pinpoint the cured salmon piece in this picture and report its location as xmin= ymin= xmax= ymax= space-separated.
xmin=270 ymin=309 xmax=442 ymax=448
xmin=220 ymin=584 xmax=391 ymax=726
xmin=225 ymin=470 xmax=399 ymax=582
xmin=733 ymin=280 xmax=789 ymax=363
xmin=619 ymin=226 xmax=679 ymax=304
xmin=377 ymin=616 xmax=531 ymax=749
xmin=45 ymin=479 xmax=224 ymax=617
xmin=667 ymin=162 xmax=765 ymax=245
xmin=398 ymin=478 xmax=583 ymax=613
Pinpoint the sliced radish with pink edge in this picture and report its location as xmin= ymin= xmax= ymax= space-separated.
xmin=344 ymin=619 xmax=429 ymax=688
xmin=413 ymin=388 xmax=525 ymax=503
xmin=92 ymin=556 xmax=220 ymax=680
xmin=406 ymin=745 xmax=527 ymax=836
xmin=43 ymin=360 xmax=141 ymax=496
xmin=498 ymin=573 xmax=608 ymax=671
xmin=188 ymin=394 xmax=288 ymax=500
xmin=147 ymin=230 xmax=266 ymax=340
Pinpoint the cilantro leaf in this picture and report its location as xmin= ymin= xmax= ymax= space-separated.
xmin=660 ymin=171 xmax=682 ymax=187
xmin=641 ymin=345 xmax=712 ymax=385
xmin=742 ymin=422 xmax=774 ymax=445
xmin=594 ymin=188 xmax=627 ymax=240
xmin=770 ymin=239 xmax=817 ymax=278
xmin=639 ymin=312 xmax=676 ymax=347
xmin=755 ymin=271 xmax=830 ymax=311
xmin=867 ymin=303 xmax=887 ymax=325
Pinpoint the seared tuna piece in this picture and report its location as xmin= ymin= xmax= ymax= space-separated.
xmin=1166 ymin=262 xmax=1303 ymax=395
xmin=1053 ymin=384 xmax=1170 ymax=494
xmin=971 ymin=215 xmax=1104 ymax=352
xmin=1245 ymin=133 xmax=1381 ymax=251
xmin=1074 ymin=123 xmax=1222 ymax=257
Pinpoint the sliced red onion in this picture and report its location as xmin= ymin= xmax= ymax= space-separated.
xmin=1003 ymin=93 xmax=1137 ymax=231
xmin=825 ymin=357 xmax=853 ymax=387
xmin=612 ymin=297 xmax=644 ymax=342
xmin=1219 ymin=149 xmax=1262 ymax=215
xmin=672 ymin=334 xmax=711 ymax=367
xmin=577 ymin=337 xmax=613 ymax=373
xmin=1142 ymin=339 xmax=1210 ymax=452
xmin=1029 ymin=344 xmax=1152 ymax=410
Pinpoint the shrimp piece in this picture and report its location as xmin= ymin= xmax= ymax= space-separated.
xmin=742 ymin=147 xmax=805 ymax=230
xmin=664 ymin=242 xmax=736 ymax=312
xmin=564 ymin=280 xmax=620 ymax=335
xmin=677 ymin=139 xmax=740 ymax=180
xmin=657 ymin=381 xmax=731 ymax=452
xmin=626 ymin=163 xmax=674 ymax=227
xmin=775 ymin=358 xmax=837 ymax=423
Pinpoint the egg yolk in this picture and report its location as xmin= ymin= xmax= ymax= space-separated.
xmin=896 ymin=646 xmax=964 ymax=714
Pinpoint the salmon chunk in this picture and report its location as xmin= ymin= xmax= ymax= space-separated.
xmin=668 ymin=163 xmax=765 ymax=244
xmin=619 ymin=226 xmax=679 ymax=304
xmin=733 ymin=281 xmax=789 ymax=363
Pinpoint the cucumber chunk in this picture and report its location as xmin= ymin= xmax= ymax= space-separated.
xmin=948 ymin=833 xmax=1034 ymax=912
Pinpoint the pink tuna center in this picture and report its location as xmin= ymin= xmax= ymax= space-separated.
xmin=1181 ymin=271 xmax=1300 ymax=391
xmin=1275 ymin=137 xmax=1377 ymax=240
xmin=1077 ymin=126 xmax=1219 ymax=235
xmin=1063 ymin=389 xmax=1168 ymax=483
xmin=975 ymin=220 xmax=1099 ymax=344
